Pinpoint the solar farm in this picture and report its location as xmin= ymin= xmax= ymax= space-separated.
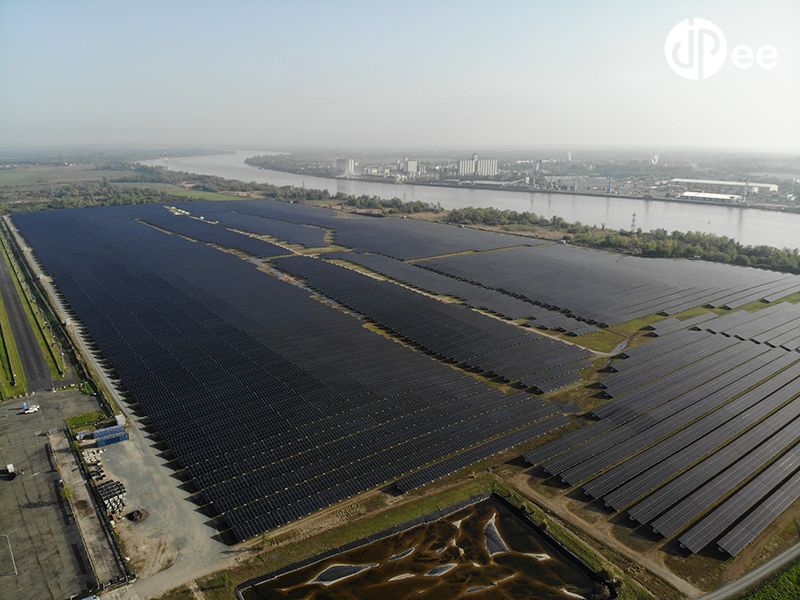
xmin=8 ymin=198 xmax=800 ymax=595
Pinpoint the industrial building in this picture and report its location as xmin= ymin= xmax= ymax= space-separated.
xmin=335 ymin=158 xmax=357 ymax=177
xmin=458 ymin=154 xmax=498 ymax=178
xmin=670 ymin=178 xmax=779 ymax=195
xmin=681 ymin=191 xmax=745 ymax=203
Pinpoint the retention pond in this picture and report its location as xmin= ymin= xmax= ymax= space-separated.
xmin=239 ymin=495 xmax=609 ymax=599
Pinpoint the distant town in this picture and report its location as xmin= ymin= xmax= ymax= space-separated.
xmin=244 ymin=150 xmax=800 ymax=211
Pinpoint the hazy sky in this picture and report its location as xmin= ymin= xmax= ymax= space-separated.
xmin=1 ymin=0 xmax=798 ymax=152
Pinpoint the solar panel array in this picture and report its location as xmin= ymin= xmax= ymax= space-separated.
xmin=422 ymin=245 xmax=800 ymax=326
xmin=525 ymin=309 xmax=800 ymax=557
xmin=699 ymin=302 xmax=800 ymax=351
xmin=394 ymin=414 xmax=570 ymax=493
xmin=272 ymin=256 xmax=590 ymax=393
xmin=136 ymin=205 xmax=288 ymax=258
xmin=185 ymin=207 xmax=328 ymax=248
xmin=13 ymin=205 xmax=560 ymax=542
xmin=327 ymin=252 xmax=595 ymax=335
xmin=176 ymin=199 xmax=539 ymax=259
xmin=15 ymin=196 xmax=800 ymax=556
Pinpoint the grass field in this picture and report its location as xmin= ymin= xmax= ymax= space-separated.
xmin=573 ymin=313 xmax=664 ymax=353
xmin=114 ymin=182 xmax=244 ymax=201
xmin=739 ymin=558 xmax=800 ymax=599
xmin=64 ymin=410 xmax=107 ymax=431
xmin=0 ymin=165 xmax=133 ymax=188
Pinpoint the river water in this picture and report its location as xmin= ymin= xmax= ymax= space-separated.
xmin=141 ymin=151 xmax=800 ymax=249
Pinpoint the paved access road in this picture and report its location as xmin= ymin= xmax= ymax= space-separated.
xmin=0 ymin=247 xmax=52 ymax=391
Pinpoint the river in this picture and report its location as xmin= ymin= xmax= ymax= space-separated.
xmin=141 ymin=151 xmax=800 ymax=249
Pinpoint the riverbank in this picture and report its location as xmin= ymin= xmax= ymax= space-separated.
xmin=140 ymin=151 xmax=800 ymax=248
xmin=243 ymin=158 xmax=797 ymax=215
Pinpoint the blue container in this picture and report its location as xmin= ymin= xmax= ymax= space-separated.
xmin=96 ymin=432 xmax=129 ymax=447
xmin=93 ymin=425 xmax=125 ymax=440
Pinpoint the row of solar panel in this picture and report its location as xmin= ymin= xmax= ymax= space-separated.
xmin=186 ymin=207 xmax=328 ymax=247
xmin=525 ymin=327 xmax=800 ymax=557
xmin=327 ymin=252 xmax=596 ymax=335
xmin=136 ymin=206 xmax=288 ymax=257
xmin=171 ymin=199 xmax=799 ymax=329
xmin=178 ymin=199 xmax=540 ymax=260
xmin=272 ymin=255 xmax=589 ymax=392
xmin=13 ymin=205 xmax=560 ymax=542
xmin=394 ymin=414 xmax=570 ymax=492
xmin=419 ymin=245 xmax=800 ymax=326
xmin=698 ymin=303 xmax=800 ymax=351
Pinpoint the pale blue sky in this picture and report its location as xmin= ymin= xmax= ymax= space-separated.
xmin=1 ymin=0 xmax=798 ymax=151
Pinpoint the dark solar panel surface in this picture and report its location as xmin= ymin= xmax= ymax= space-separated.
xmin=177 ymin=199 xmax=539 ymax=259
xmin=16 ymin=197 xmax=800 ymax=556
xmin=678 ymin=443 xmax=800 ymax=553
xmin=184 ymin=207 xmax=328 ymax=247
xmin=13 ymin=205 xmax=557 ymax=541
xmin=423 ymin=245 xmax=800 ymax=326
xmin=326 ymin=252 xmax=595 ymax=335
xmin=273 ymin=256 xmax=590 ymax=392
xmin=649 ymin=412 xmax=800 ymax=537
xmin=137 ymin=205 xmax=288 ymax=257
xmin=717 ymin=469 xmax=800 ymax=556
xmin=394 ymin=414 xmax=569 ymax=493
xmin=524 ymin=319 xmax=800 ymax=557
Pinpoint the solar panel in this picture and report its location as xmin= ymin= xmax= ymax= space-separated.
xmin=422 ymin=245 xmax=800 ymax=326
xmin=177 ymin=198 xmax=540 ymax=259
xmin=136 ymin=206 xmax=288 ymax=257
xmin=650 ymin=415 xmax=800 ymax=538
xmin=717 ymin=468 xmax=800 ymax=556
xmin=627 ymin=396 xmax=800 ymax=526
xmin=12 ymin=205 xmax=558 ymax=541
xmin=678 ymin=443 xmax=800 ymax=553
xmin=272 ymin=255 xmax=590 ymax=392
xmin=327 ymin=252 xmax=595 ymax=335
xmin=395 ymin=414 xmax=569 ymax=492
xmin=185 ymin=208 xmax=328 ymax=247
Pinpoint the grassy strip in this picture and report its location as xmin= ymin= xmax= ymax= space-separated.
xmin=736 ymin=558 xmax=800 ymax=600
xmin=573 ymin=313 xmax=664 ymax=353
xmin=0 ymin=322 xmax=17 ymax=395
xmin=65 ymin=410 xmax=107 ymax=431
xmin=0 ymin=235 xmax=65 ymax=378
xmin=0 ymin=293 xmax=26 ymax=398
xmin=735 ymin=290 xmax=800 ymax=313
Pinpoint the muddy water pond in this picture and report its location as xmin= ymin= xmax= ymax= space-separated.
xmin=241 ymin=496 xmax=608 ymax=599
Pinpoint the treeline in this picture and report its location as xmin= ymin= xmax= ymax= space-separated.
xmin=343 ymin=195 xmax=442 ymax=213
xmin=443 ymin=207 xmax=800 ymax=274
xmin=126 ymin=168 xmax=442 ymax=213
xmin=1 ymin=181 xmax=192 ymax=212
xmin=244 ymin=155 xmax=333 ymax=178
xmin=444 ymin=207 xmax=574 ymax=229
xmin=128 ymin=166 xmax=345 ymax=203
